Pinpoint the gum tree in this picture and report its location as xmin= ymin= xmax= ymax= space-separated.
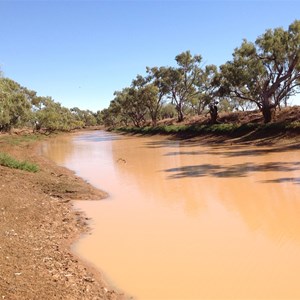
xmin=164 ymin=51 xmax=202 ymax=122
xmin=0 ymin=78 xmax=33 ymax=131
xmin=145 ymin=67 xmax=170 ymax=125
xmin=220 ymin=20 xmax=300 ymax=123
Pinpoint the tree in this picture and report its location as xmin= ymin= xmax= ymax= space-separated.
xmin=34 ymin=97 xmax=81 ymax=132
xmin=145 ymin=67 xmax=170 ymax=125
xmin=195 ymin=64 xmax=220 ymax=115
xmin=101 ymin=108 xmax=117 ymax=128
xmin=109 ymin=87 xmax=148 ymax=128
xmin=165 ymin=51 xmax=202 ymax=122
xmin=220 ymin=20 xmax=300 ymax=123
xmin=0 ymin=78 xmax=33 ymax=131
xmin=94 ymin=110 xmax=104 ymax=125
xmin=70 ymin=107 xmax=97 ymax=127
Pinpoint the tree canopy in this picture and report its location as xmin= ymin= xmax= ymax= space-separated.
xmin=220 ymin=20 xmax=300 ymax=123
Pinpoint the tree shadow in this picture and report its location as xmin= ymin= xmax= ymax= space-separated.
xmin=144 ymin=140 xmax=182 ymax=149
xmin=217 ymin=143 xmax=300 ymax=158
xmin=260 ymin=177 xmax=300 ymax=185
xmin=160 ymin=141 xmax=300 ymax=158
xmin=164 ymin=162 xmax=300 ymax=179
xmin=163 ymin=150 xmax=205 ymax=156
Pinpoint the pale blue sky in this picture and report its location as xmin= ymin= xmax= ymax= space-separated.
xmin=1 ymin=0 xmax=300 ymax=111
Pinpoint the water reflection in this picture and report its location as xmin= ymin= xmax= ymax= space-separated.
xmin=164 ymin=161 xmax=300 ymax=179
xmin=43 ymin=131 xmax=300 ymax=299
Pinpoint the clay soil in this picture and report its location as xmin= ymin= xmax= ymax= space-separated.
xmin=0 ymin=132 xmax=125 ymax=300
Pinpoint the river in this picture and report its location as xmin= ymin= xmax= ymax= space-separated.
xmin=40 ymin=130 xmax=300 ymax=299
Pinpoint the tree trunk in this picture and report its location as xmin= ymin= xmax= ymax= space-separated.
xmin=209 ymin=103 xmax=218 ymax=124
xmin=150 ymin=109 xmax=158 ymax=126
xmin=176 ymin=104 xmax=184 ymax=122
xmin=151 ymin=117 xmax=157 ymax=126
xmin=261 ymin=99 xmax=274 ymax=123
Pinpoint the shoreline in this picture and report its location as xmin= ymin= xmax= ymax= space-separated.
xmin=0 ymin=131 xmax=125 ymax=300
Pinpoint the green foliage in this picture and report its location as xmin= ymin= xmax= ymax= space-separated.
xmin=0 ymin=152 xmax=39 ymax=172
xmin=70 ymin=107 xmax=97 ymax=127
xmin=34 ymin=97 xmax=82 ymax=132
xmin=167 ymin=51 xmax=203 ymax=121
xmin=160 ymin=103 xmax=177 ymax=119
xmin=0 ymin=76 xmax=89 ymax=133
xmin=0 ymin=78 xmax=33 ymax=131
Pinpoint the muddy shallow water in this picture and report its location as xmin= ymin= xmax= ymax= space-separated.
xmin=41 ymin=131 xmax=300 ymax=299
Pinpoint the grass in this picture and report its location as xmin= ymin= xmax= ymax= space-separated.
xmin=0 ymin=152 xmax=39 ymax=172
xmin=0 ymin=134 xmax=44 ymax=146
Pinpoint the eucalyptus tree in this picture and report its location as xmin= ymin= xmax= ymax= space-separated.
xmin=164 ymin=51 xmax=202 ymax=122
xmin=112 ymin=86 xmax=148 ymax=127
xmin=101 ymin=107 xmax=117 ymax=127
xmin=195 ymin=64 xmax=220 ymax=115
xmin=107 ymin=95 xmax=130 ymax=127
xmin=70 ymin=107 xmax=97 ymax=127
xmin=144 ymin=67 xmax=171 ymax=125
xmin=34 ymin=96 xmax=80 ymax=131
xmin=220 ymin=20 xmax=300 ymax=123
xmin=94 ymin=110 xmax=104 ymax=125
xmin=0 ymin=78 xmax=33 ymax=131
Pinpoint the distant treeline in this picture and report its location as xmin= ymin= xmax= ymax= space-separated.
xmin=101 ymin=20 xmax=300 ymax=128
xmin=0 ymin=77 xmax=102 ymax=132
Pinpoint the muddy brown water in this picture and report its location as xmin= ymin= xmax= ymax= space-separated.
xmin=41 ymin=131 xmax=300 ymax=299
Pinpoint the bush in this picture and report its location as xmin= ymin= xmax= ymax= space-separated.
xmin=0 ymin=152 xmax=39 ymax=172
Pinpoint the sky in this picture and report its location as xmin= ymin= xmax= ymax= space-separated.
xmin=1 ymin=0 xmax=300 ymax=112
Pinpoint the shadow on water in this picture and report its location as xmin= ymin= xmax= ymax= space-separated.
xmin=144 ymin=139 xmax=182 ymax=149
xmin=164 ymin=162 xmax=300 ymax=180
xmin=215 ymin=143 xmax=300 ymax=158
xmin=260 ymin=177 xmax=300 ymax=185
xmin=164 ymin=150 xmax=205 ymax=156
xmin=150 ymin=140 xmax=300 ymax=158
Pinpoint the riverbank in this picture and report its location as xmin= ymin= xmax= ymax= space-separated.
xmin=114 ymin=106 xmax=300 ymax=144
xmin=0 ymin=132 xmax=124 ymax=300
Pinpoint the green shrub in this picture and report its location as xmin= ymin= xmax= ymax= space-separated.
xmin=0 ymin=152 xmax=39 ymax=172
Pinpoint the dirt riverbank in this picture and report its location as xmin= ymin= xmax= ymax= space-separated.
xmin=0 ymin=132 xmax=125 ymax=300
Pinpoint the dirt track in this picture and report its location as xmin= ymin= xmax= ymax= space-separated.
xmin=0 ymin=134 xmax=125 ymax=300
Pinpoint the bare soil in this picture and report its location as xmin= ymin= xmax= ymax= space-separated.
xmin=0 ymin=133 xmax=125 ymax=300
